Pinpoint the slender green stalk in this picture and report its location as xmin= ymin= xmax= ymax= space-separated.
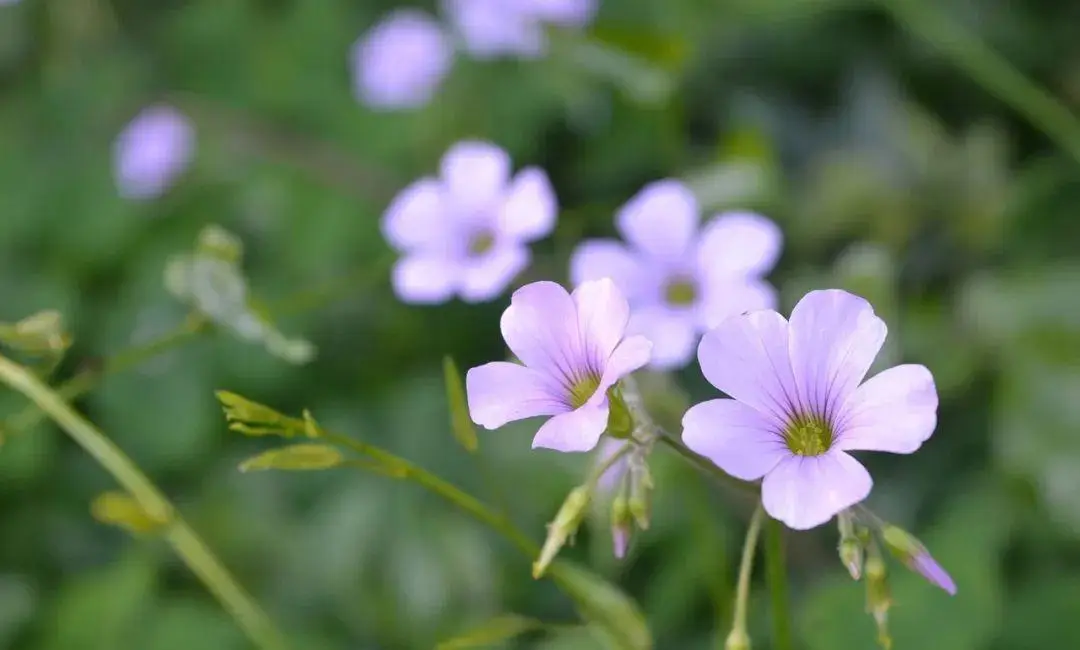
xmin=880 ymin=0 xmax=1080 ymax=164
xmin=0 ymin=354 xmax=289 ymax=650
xmin=763 ymin=517 xmax=793 ymax=650
xmin=727 ymin=504 xmax=766 ymax=649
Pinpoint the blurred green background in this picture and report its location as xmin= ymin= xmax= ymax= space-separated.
xmin=3 ymin=0 xmax=1080 ymax=648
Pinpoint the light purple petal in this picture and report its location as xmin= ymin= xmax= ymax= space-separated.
xmin=616 ymin=180 xmax=700 ymax=261
xmin=113 ymin=105 xmax=195 ymax=200
xmin=442 ymin=0 xmax=545 ymax=58
xmin=591 ymin=335 xmax=652 ymax=404
xmin=913 ymin=552 xmax=957 ymax=595
xmin=569 ymin=240 xmax=650 ymax=300
xmin=596 ymin=437 xmax=630 ymax=493
xmin=351 ymin=10 xmax=453 ymax=111
xmin=459 ymin=244 xmax=530 ymax=303
xmin=836 ymin=365 xmax=938 ymax=454
xmin=629 ymin=306 xmax=697 ymax=371
xmin=440 ymin=140 xmax=511 ymax=213
xmin=532 ymin=405 xmax=608 ymax=452
xmin=526 ymin=0 xmax=598 ymax=26
xmin=696 ymin=211 xmax=783 ymax=279
xmin=761 ymin=451 xmax=872 ymax=530
xmin=572 ymin=278 xmax=630 ymax=364
xmin=498 ymin=167 xmax=557 ymax=242
xmin=500 ymin=281 xmax=581 ymax=381
xmin=467 ymin=361 xmax=566 ymax=429
xmin=381 ymin=178 xmax=449 ymax=251
xmin=697 ymin=310 xmax=799 ymax=426
xmin=696 ymin=276 xmax=778 ymax=330
xmin=788 ymin=290 xmax=888 ymax=419
xmin=681 ymin=398 xmax=788 ymax=481
xmin=391 ymin=254 xmax=459 ymax=304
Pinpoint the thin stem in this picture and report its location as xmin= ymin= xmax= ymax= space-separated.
xmin=880 ymin=0 xmax=1080 ymax=164
xmin=764 ymin=517 xmax=793 ymax=650
xmin=732 ymin=505 xmax=766 ymax=637
xmin=585 ymin=441 xmax=634 ymax=490
xmin=0 ymin=354 xmax=289 ymax=650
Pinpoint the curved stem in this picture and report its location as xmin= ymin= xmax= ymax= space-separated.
xmin=764 ymin=517 xmax=793 ymax=650
xmin=0 ymin=354 xmax=289 ymax=650
xmin=732 ymin=505 xmax=766 ymax=638
xmin=880 ymin=0 xmax=1080 ymax=164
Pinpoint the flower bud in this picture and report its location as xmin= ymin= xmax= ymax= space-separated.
xmin=839 ymin=536 xmax=864 ymax=580
xmin=605 ymin=387 xmax=634 ymax=439
xmin=628 ymin=463 xmax=653 ymax=530
xmin=533 ymin=486 xmax=591 ymax=579
xmin=724 ymin=628 xmax=751 ymax=650
xmin=610 ymin=494 xmax=632 ymax=559
xmin=864 ymin=553 xmax=892 ymax=649
xmin=882 ymin=525 xmax=957 ymax=595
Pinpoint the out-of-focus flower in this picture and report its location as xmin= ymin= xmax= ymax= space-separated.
xmin=681 ymin=289 xmax=939 ymax=530
xmin=466 ymin=279 xmax=652 ymax=452
xmin=441 ymin=0 xmax=598 ymax=59
xmin=350 ymin=9 xmax=454 ymax=110
xmin=596 ymin=436 xmax=630 ymax=494
xmin=113 ymin=105 xmax=195 ymax=201
xmin=382 ymin=140 xmax=557 ymax=304
xmin=571 ymin=179 xmax=781 ymax=370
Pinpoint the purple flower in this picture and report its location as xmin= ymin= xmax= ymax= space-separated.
xmin=466 ymin=279 xmax=652 ymax=452
xmin=382 ymin=141 xmax=557 ymax=304
xmin=113 ymin=105 xmax=195 ymax=201
xmin=681 ymin=289 xmax=939 ymax=530
xmin=571 ymin=180 xmax=781 ymax=370
xmin=442 ymin=0 xmax=598 ymax=59
xmin=351 ymin=10 xmax=454 ymax=110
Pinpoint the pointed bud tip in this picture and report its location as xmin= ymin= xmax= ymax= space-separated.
xmin=913 ymin=552 xmax=958 ymax=596
xmin=724 ymin=628 xmax=751 ymax=650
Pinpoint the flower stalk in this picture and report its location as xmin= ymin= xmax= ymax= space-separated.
xmin=726 ymin=504 xmax=766 ymax=650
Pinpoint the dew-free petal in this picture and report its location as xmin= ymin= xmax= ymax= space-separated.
xmin=500 ymin=281 xmax=581 ymax=377
xmin=697 ymin=310 xmax=799 ymax=427
xmin=837 ymin=364 xmax=938 ymax=454
xmin=573 ymin=277 xmax=631 ymax=363
xmin=761 ymin=451 xmax=872 ymax=530
xmin=629 ymin=306 xmax=698 ymax=370
xmin=596 ymin=437 xmax=630 ymax=493
xmin=467 ymin=361 xmax=566 ymax=428
xmin=499 ymin=167 xmax=557 ymax=241
xmin=351 ymin=10 xmax=453 ymax=110
xmin=696 ymin=276 xmax=778 ymax=331
xmin=459 ymin=244 xmax=531 ymax=304
xmin=532 ymin=405 xmax=608 ymax=452
xmin=391 ymin=254 xmax=459 ymax=304
xmin=569 ymin=240 xmax=649 ymax=300
xmin=616 ymin=180 xmax=699 ymax=261
xmin=913 ymin=551 xmax=957 ymax=595
xmin=696 ymin=211 xmax=783 ymax=278
xmin=440 ymin=140 xmax=512 ymax=213
xmin=593 ymin=335 xmax=652 ymax=401
xmin=682 ymin=398 xmax=787 ymax=481
xmin=113 ymin=105 xmax=195 ymax=201
xmin=526 ymin=0 xmax=598 ymax=26
xmin=381 ymin=178 xmax=448 ymax=251
xmin=443 ymin=0 xmax=545 ymax=58
xmin=788 ymin=290 xmax=887 ymax=417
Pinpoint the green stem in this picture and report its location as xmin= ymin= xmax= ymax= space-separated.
xmin=0 ymin=354 xmax=289 ymax=650
xmin=880 ymin=0 xmax=1080 ymax=164
xmin=764 ymin=517 xmax=793 ymax=650
xmin=730 ymin=505 xmax=766 ymax=642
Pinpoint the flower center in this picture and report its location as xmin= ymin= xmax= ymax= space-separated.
xmin=784 ymin=414 xmax=834 ymax=456
xmin=568 ymin=373 xmax=602 ymax=410
xmin=467 ymin=230 xmax=495 ymax=257
xmin=664 ymin=277 xmax=698 ymax=307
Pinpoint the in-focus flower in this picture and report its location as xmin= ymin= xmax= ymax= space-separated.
xmin=571 ymin=179 xmax=781 ymax=370
xmin=382 ymin=141 xmax=557 ymax=304
xmin=681 ymin=289 xmax=938 ymax=530
xmin=350 ymin=9 xmax=454 ymax=110
xmin=441 ymin=0 xmax=597 ymax=59
xmin=466 ymin=279 xmax=652 ymax=451
xmin=113 ymin=105 xmax=195 ymax=201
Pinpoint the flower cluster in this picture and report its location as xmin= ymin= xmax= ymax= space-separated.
xmin=352 ymin=0 xmax=598 ymax=111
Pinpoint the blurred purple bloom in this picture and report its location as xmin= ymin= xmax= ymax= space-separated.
xmin=113 ymin=105 xmax=195 ymax=201
xmin=442 ymin=0 xmax=598 ymax=59
xmin=382 ymin=141 xmax=557 ymax=304
xmin=681 ymin=289 xmax=939 ymax=530
xmin=466 ymin=279 xmax=652 ymax=452
xmin=351 ymin=9 xmax=453 ymax=110
xmin=571 ymin=180 xmax=781 ymax=370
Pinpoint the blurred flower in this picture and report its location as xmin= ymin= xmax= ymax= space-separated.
xmin=112 ymin=105 xmax=195 ymax=201
xmin=681 ymin=289 xmax=939 ymax=530
xmin=351 ymin=9 xmax=454 ymax=110
xmin=571 ymin=180 xmax=781 ymax=369
xmin=466 ymin=279 xmax=652 ymax=452
xmin=442 ymin=0 xmax=598 ymax=59
xmin=595 ymin=436 xmax=630 ymax=494
xmin=382 ymin=140 xmax=556 ymax=303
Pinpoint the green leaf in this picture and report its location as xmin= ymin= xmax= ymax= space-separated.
xmin=91 ymin=491 xmax=171 ymax=535
xmin=549 ymin=561 xmax=652 ymax=650
xmin=443 ymin=356 xmax=478 ymax=453
xmin=436 ymin=614 xmax=544 ymax=649
xmin=238 ymin=443 xmax=344 ymax=472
